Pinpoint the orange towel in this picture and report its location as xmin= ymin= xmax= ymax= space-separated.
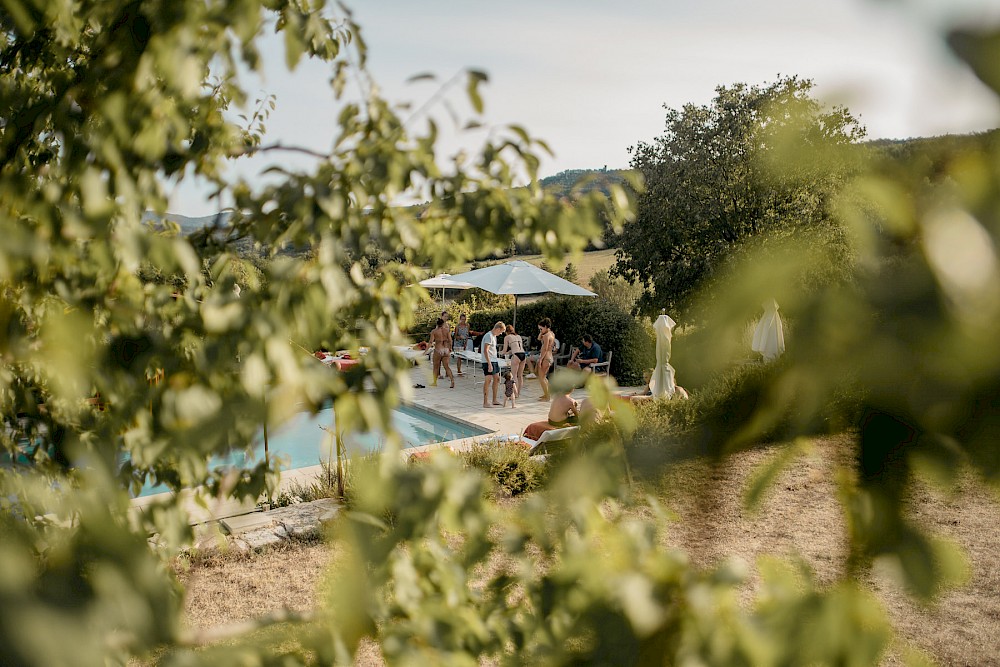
xmin=523 ymin=420 xmax=557 ymax=442
xmin=334 ymin=358 xmax=360 ymax=371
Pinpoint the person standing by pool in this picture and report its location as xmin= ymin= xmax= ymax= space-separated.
xmin=481 ymin=321 xmax=505 ymax=408
xmin=429 ymin=318 xmax=455 ymax=388
xmin=453 ymin=313 xmax=471 ymax=376
xmin=500 ymin=323 xmax=526 ymax=397
xmin=536 ymin=318 xmax=556 ymax=401
xmin=437 ymin=311 xmax=453 ymax=380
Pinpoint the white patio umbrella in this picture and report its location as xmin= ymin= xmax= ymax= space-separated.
xmin=649 ymin=313 xmax=677 ymax=398
xmin=418 ymin=273 xmax=474 ymax=305
xmin=751 ymin=298 xmax=785 ymax=361
xmin=442 ymin=260 xmax=596 ymax=329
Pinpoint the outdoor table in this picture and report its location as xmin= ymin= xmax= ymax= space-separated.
xmin=452 ymin=349 xmax=509 ymax=386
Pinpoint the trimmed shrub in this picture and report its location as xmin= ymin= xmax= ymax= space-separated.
xmin=461 ymin=440 xmax=546 ymax=497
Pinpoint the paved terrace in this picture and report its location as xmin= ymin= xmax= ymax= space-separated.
xmin=131 ymin=358 xmax=617 ymax=540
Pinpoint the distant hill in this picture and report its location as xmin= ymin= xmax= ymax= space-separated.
xmin=865 ymin=129 xmax=1000 ymax=167
xmin=141 ymin=211 xmax=231 ymax=235
xmin=538 ymin=168 xmax=633 ymax=198
xmin=147 ymin=170 xmax=632 ymax=235
xmin=148 ymin=131 xmax=999 ymax=237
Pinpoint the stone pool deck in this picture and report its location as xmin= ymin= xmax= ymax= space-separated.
xmin=134 ymin=360 xmax=621 ymax=548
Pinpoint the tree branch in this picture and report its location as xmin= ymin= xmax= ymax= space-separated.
xmin=236 ymin=143 xmax=332 ymax=160
xmin=177 ymin=608 xmax=317 ymax=646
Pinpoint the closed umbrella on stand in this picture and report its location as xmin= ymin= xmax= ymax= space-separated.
xmin=751 ymin=299 xmax=785 ymax=362
xmin=649 ymin=313 xmax=677 ymax=398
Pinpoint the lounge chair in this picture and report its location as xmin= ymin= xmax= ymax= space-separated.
xmin=394 ymin=344 xmax=430 ymax=365
xmin=590 ymin=350 xmax=612 ymax=377
xmin=553 ymin=340 xmax=571 ymax=367
xmin=522 ymin=425 xmax=579 ymax=457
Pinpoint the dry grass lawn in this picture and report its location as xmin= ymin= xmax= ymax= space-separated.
xmin=177 ymin=434 xmax=1000 ymax=665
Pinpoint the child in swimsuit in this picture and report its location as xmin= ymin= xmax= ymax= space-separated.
xmin=502 ymin=369 xmax=517 ymax=408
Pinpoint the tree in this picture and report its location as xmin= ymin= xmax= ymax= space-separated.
xmin=0 ymin=2 xmax=626 ymax=664
xmin=614 ymin=76 xmax=866 ymax=315
xmin=589 ymin=268 xmax=643 ymax=314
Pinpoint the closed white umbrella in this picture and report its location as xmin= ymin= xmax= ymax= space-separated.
xmin=649 ymin=313 xmax=677 ymax=398
xmin=418 ymin=274 xmax=475 ymax=290
xmin=443 ymin=260 xmax=596 ymax=329
xmin=751 ymin=299 xmax=785 ymax=361
xmin=418 ymin=274 xmax=474 ymax=305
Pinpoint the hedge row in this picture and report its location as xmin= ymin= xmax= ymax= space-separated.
xmin=409 ymin=296 xmax=655 ymax=385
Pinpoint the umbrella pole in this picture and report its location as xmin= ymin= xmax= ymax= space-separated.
xmin=513 ymin=295 xmax=518 ymax=330
xmin=262 ymin=393 xmax=271 ymax=508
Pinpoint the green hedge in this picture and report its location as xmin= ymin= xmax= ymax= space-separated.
xmin=627 ymin=360 xmax=865 ymax=471
xmin=472 ymin=297 xmax=655 ymax=385
xmin=408 ymin=296 xmax=655 ymax=385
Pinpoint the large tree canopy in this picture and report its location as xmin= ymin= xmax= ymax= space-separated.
xmin=615 ymin=76 xmax=866 ymax=315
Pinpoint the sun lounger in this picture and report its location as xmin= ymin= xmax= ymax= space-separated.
xmin=522 ymin=424 xmax=579 ymax=457
xmin=394 ymin=345 xmax=430 ymax=364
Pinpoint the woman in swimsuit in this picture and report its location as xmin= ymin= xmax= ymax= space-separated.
xmin=428 ymin=318 xmax=455 ymax=388
xmin=536 ymin=317 xmax=556 ymax=401
xmin=453 ymin=313 xmax=471 ymax=376
xmin=500 ymin=324 xmax=526 ymax=396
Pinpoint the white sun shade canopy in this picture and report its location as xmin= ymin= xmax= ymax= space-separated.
xmin=444 ymin=260 xmax=596 ymax=297
xmin=418 ymin=274 xmax=475 ymax=289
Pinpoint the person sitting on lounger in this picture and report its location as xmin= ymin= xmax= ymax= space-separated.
xmin=547 ymin=387 xmax=580 ymax=427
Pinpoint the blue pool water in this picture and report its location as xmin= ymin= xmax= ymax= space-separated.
xmin=136 ymin=403 xmax=490 ymax=497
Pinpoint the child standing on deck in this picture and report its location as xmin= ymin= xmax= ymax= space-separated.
xmin=502 ymin=369 xmax=517 ymax=408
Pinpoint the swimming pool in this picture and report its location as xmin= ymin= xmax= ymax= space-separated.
xmin=136 ymin=403 xmax=491 ymax=497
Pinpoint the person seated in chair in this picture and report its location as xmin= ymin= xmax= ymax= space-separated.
xmin=547 ymin=387 xmax=580 ymax=427
xmin=567 ymin=334 xmax=603 ymax=372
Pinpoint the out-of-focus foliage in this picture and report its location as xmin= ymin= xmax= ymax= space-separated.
xmin=615 ymin=75 xmax=865 ymax=315
xmin=669 ymin=25 xmax=1000 ymax=604
xmin=3 ymin=1 xmax=999 ymax=665
xmin=0 ymin=1 xmax=630 ymax=663
xmin=320 ymin=424 xmax=891 ymax=667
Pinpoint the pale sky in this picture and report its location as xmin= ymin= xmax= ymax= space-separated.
xmin=167 ymin=0 xmax=1000 ymax=215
